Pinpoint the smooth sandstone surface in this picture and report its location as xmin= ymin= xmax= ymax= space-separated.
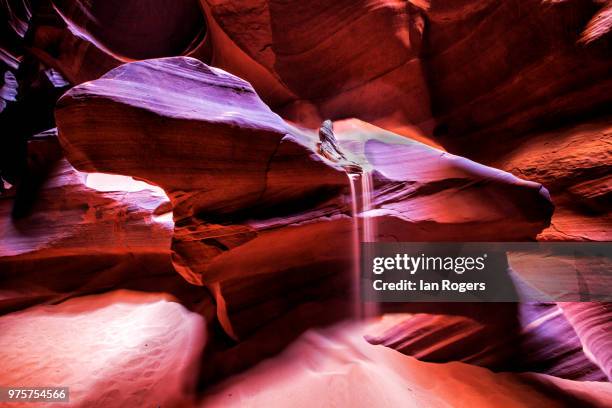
xmin=560 ymin=302 xmax=612 ymax=381
xmin=201 ymin=0 xmax=432 ymax=131
xmin=200 ymin=322 xmax=612 ymax=407
xmin=421 ymin=0 xmax=612 ymax=151
xmin=0 ymin=290 xmax=206 ymax=408
xmin=53 ymin=0 xmax=206 ymax=60
xmin=365 ymin=305 xmax=607 ymax=381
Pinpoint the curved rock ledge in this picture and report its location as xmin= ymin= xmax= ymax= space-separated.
xmin=56 ymin=57 xmax=553 ymax=341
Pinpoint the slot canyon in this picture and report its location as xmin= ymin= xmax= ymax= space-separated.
xmin=0 ymin=1 xmax=611 ymax=407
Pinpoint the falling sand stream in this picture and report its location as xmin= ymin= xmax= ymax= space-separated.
xmin=348 ymin=171 xmax=378 ymax=318
xmin=317 ymin=119 xmax=379 ymax=319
